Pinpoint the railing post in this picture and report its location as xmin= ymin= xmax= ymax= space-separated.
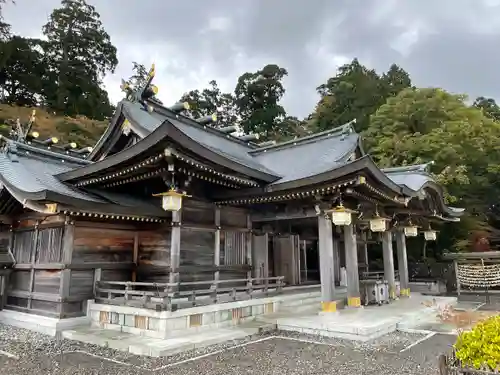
xmin=277 ymin=277 xmax=283 ymax=294
xmin=210 ymin=281 xmax=218 ymax=304
xmin=246 ymin=279 xmax=253 ymax=298
xmin=93 ymin=268 xmax=102 ymax=298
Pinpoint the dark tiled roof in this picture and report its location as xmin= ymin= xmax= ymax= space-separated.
xmin=251 ymin=130 xmax=359 ymax=185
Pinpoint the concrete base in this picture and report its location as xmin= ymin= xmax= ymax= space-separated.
xmin=0 ymin=309 xmax=90 ymax=337
xmin=276 ymin=293 xmax=457 ymax=341
xmin=410 ymin=280 xmax=447 ymax=295
xmin=63 ymin=320 xmax=275 ymax=357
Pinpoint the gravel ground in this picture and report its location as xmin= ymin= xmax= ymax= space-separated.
xmin=0 ymin=324 xmax=456 ymax=375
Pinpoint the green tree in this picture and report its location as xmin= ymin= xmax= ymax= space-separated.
xmin=0 ymin=0 xmax=13 ymax=40
xmin=0 ymin=36 xmax=48 ymax=106
xmin=311 ymin=59 xmax=411 ymax=133
xmin=364 ymin=87 xmax=500 ymax=251
xmin=180 ymin=80 xmax=237 ymax=128
xmin=473 ymin=96 xmax=500 ymax=122
xmin=42 ymin=0 xmax=117 ymax=119
xmin=234 ymin=64 xmax=288 ymax=138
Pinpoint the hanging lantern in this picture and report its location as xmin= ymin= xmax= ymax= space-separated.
xmin=331 ymin=205 xmax=352 ymax=226
xmin=369 ymin=217 xmax=390 ymax=232
xmin=404 ymin=226 xmax=418 ymax=237
xmin=424 ymin=230 xmax=437 ymax=241
xmin=153 ymin=188 xmax=189 ymax=212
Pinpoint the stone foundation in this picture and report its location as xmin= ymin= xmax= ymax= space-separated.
xmin=88 ymin=290 xmax=321 ymax=339
xmin=0 ymin=309 xmax=90 ymax=336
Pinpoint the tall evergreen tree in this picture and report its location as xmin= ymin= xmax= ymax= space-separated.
xmin=473 ymin=96 xmax=500 ymax=122
xmin=42 ymin=0 xmax=117 ymax=119
xmin=234 ymin=64 xmax=288 ymax=138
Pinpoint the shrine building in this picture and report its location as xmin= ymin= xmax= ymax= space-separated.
xmin=0 ymin=65 xmax=463 ymax=336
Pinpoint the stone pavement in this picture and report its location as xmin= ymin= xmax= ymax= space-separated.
xmin=0 ymin=330 xmax=456 ymax=375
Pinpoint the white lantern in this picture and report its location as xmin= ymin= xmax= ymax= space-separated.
xmin=369 ymin=217 xmax=388 ymax=232
xmin=424 ymin=230 xmax=437 ymax=241
xmin=154 ymin=189 xmax=185 ymax=212
xmin=404 ymin=226 xmax=418 ymax=237
xmin=331 ymin=206 xmax=352 ymax=226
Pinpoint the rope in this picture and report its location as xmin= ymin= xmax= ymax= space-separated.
xmin=457 ymin=263 xmax=500 ymax=287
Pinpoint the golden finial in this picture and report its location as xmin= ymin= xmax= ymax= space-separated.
xmin=148 ymin=63 xmax=156 ymax=79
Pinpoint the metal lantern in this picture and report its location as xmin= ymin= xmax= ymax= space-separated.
xmin=331 ymin=205 xmax=352 ymax=226
xmin=153 ymin=189 xmax=186 ymax=212
xmin=369 ymin=217 xmax=388 ymax=232
xmin=404 ymin=226 xmax=418 ymax=237
xmin=424 ymin=230 xmax=437 ymax=241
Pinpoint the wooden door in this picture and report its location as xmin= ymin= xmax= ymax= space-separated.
xmin=252 ymin=233 xmax=268 ymax=282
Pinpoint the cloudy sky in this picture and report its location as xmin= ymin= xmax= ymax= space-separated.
xmin=3 ymin=0 xmax=500 ymax=118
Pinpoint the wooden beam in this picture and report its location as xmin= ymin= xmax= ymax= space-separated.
xmin=251 ymin=208 xmax=318 ymax=222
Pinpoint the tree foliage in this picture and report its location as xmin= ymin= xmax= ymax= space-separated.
xmin=473 ymin=96 xmax=500 ymax=122
xmin=364 ymin=87 xmax=500 ymax=250
xmin=0 ymin=0 xmax=13 ymax=41
xmin=0 ymin=36 xmax=47 ymax=106
xmin=311 ymin=59 xmax=411 ymax=133
xmin=180 ymin=80 xmax=238 ymax=128
xmin=42 ymin=0 xmax=117 ymax=119
xmin=234 ymin=64 xmax=288 ymax=138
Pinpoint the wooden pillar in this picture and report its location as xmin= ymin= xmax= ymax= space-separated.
xmin=214 ymin=207 xmax=221 ymax=281
xmin=382 ymin=231 xmax=396 ymax=299
xmin=246 ymin=214 xmax=252 ymax=280
xmin=59 ymin=218 xmax=75 ymax=316
xmin=318 ymin=214 xmax=336 ymax=312
xmin=132 ymin=232 xmax=139 ymax=282
xmin=333 ymin=237 xmax=340 ymax=284
xmin=396 ymin=231 xmax=410 ymax=297
xmin=27 ymin=221 xmax=40 ymax=309
xmin=169 ymin=211 xmax=181 ymax=288
xmin=344 ymin=222 xmax=361 ymax=307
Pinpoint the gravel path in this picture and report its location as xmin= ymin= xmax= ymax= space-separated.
xmin=0 ymin=324 xmax=456 ymax=374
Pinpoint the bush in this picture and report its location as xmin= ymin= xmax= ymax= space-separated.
xmin=454 ymin=315 xmax=500 ymax=370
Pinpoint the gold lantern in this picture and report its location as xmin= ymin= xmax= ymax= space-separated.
xmin=424 ymin=230 xmax=437 ymax=241
xmin=404 ymin=225 xmax=418 ymax=237
xmin=370 ymin=216 xmax=389 ymax=232
xmin=331 ymin=205 xmax=352 ymax=226
xmin=153 ymin=188 xmax=189 ymax=212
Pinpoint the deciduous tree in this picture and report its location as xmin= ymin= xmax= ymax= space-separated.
xmin=364 ymin=87 xmax=500 ymax=250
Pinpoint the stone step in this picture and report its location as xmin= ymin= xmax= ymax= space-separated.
xmin=62 ymin=320 xmax=274 ymax=357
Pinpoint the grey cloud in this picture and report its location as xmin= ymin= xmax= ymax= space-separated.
xmin=4 ymin=0 xmax=500 ymax=117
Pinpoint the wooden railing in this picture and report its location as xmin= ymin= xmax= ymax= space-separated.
xmin=94 ymin=276 xmax=285 ymax=311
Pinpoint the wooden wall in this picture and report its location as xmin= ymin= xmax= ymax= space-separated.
xmin=5 ymin=216 xmax=140 ymax=318
xmin=3 ymin=201 xmax=253 ymax=318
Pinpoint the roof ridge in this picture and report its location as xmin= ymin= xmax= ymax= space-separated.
xmin=249 ymin=120 xmax=357 ymax=155
xmin=146 ymin=99 xmax=259 ymax=149
xmin=0 ymin=136 xmax=92 ymax=166
xmin=382 ymin=162 xmax=434 ymax=174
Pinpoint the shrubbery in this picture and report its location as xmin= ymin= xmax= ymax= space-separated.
xmin=454 ymin=315 xmax=500 ymax=371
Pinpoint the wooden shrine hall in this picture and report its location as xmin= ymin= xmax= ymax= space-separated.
xmin=0 ymin=65 xmax=464 ymax=323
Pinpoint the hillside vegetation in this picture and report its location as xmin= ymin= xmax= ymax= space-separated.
xmin=0 ymin=104 xmax=107 ymax=147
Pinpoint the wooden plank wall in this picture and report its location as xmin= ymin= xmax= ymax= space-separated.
xmin=6 ymin=217 xmax=141 ymax=318
xmin=136 ymin=230 xmax=171 ymax=283
xmin=7 ymin=216 xmax=67 ymax=317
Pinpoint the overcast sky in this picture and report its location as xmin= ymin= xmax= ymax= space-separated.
xmin=4 ymin=0 xmax=500 ymax=118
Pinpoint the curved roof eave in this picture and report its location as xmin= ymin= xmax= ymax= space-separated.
xmin=58 ymin=119 xmax=280 ymax=183
xmin=88 ymin=101 xmax=125 ymax=161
